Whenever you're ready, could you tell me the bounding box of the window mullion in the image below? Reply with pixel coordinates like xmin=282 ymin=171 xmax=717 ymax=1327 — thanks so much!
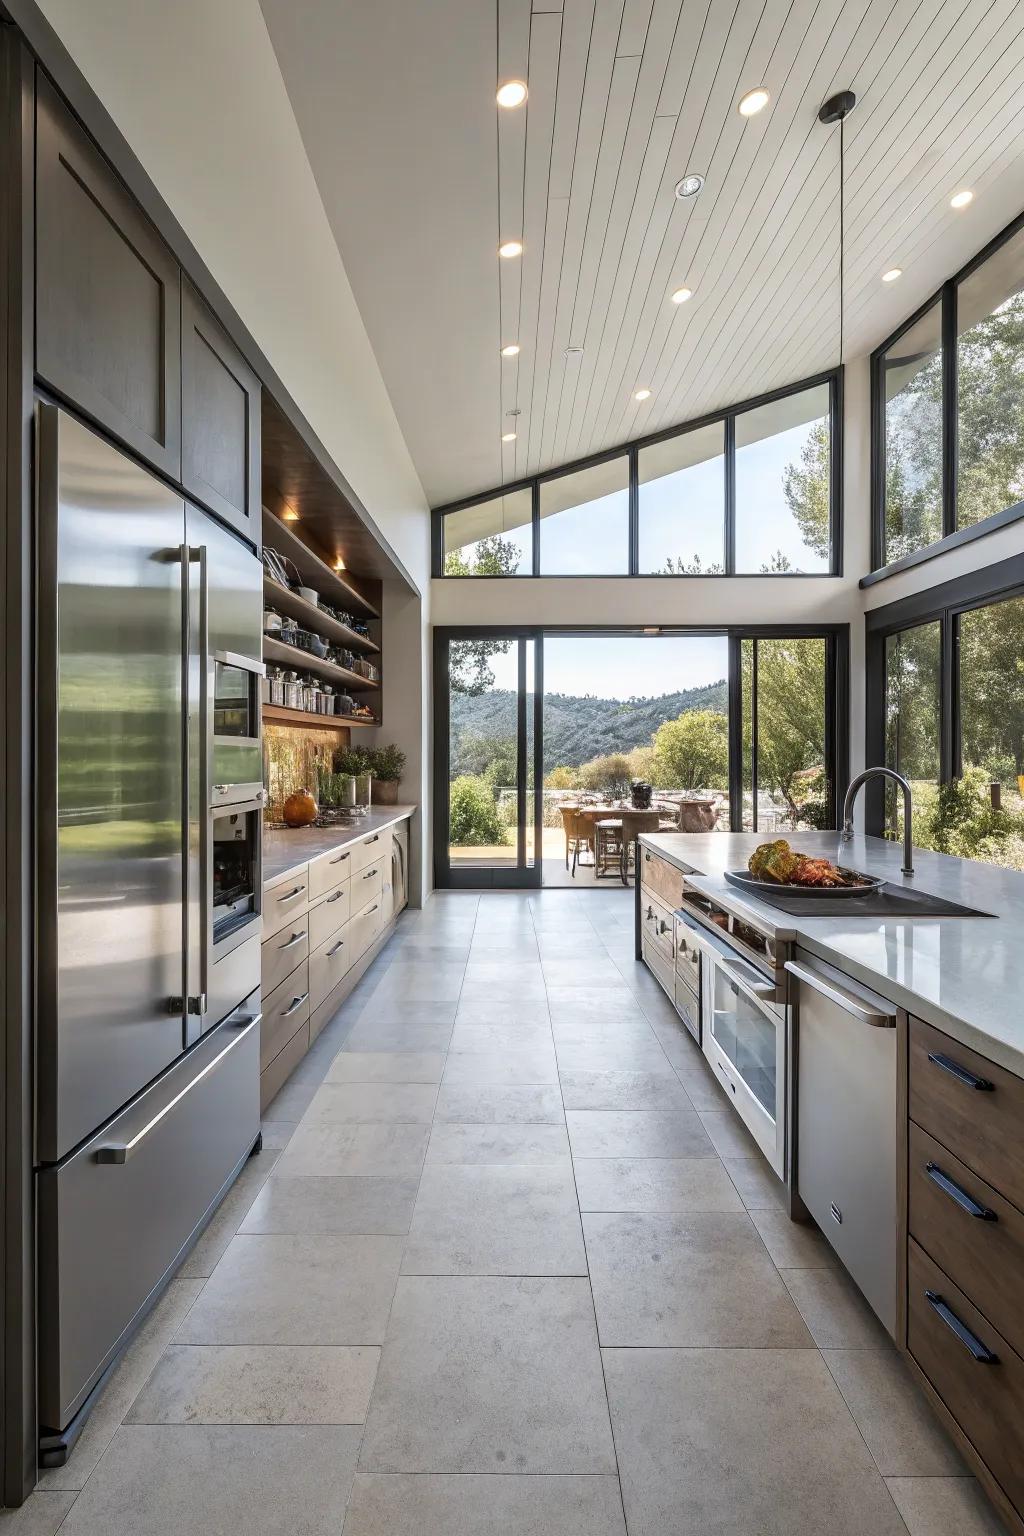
xmin=941 ymin=280 xmax=958 ymax=539
xmin=724 ymin=416 xmax=736 ymax=574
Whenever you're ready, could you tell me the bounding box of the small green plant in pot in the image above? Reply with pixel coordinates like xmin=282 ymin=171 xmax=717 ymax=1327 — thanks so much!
xmin=368 ymin=743 xmax=407 ymax=805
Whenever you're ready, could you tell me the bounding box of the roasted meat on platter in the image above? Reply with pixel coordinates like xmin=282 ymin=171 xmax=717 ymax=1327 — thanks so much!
xmin=747 ymin=839 xmax=861 ymax=888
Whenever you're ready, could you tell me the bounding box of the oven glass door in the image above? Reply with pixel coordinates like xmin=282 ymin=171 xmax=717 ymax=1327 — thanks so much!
xmin=212 ymin=806 xmax=259 ymax=946
xmin=704 ymin=959 xmax=785 ymax=1173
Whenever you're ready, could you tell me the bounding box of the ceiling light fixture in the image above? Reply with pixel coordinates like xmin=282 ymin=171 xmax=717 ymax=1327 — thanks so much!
xmin=738 ymin=87 xmax=770 ymax=117
xmin=502 ymin=431 xmax=517 ymax=442
xmin=281 ymin=507 xmax=299 ymax=522
xmin=506 ymin=407 xmax=521 ymax=417
xmin=950 ymin=189 xmax=974 ymax=209
xmin=671 ymin=286 xmax=693 ymax=305
xmin=675 ymin=173 xmax=704 ymax=199
xmin=498 ymin=239 xmax=523 ymax=259
xmin=882 ymin=267 xmax=902 ymax=282
xmin=564 ymin=345 xmax=584 ymax=357
xmin=496 ymin=80 xmax=528 ymax=108
xmin=501 ymin=343 xmax=520 ymax=357
xmin=817 ymin=91 xmax=857 ymax=365
xmin=335 ymin=558 xmax=346 ymax=572
xmin=634 ymin=388 xmax=651 ymax=402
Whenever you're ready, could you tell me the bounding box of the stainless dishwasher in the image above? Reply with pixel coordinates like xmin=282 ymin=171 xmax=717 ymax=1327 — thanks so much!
xmin=786 ymin=955 xmax=899 ymax=1337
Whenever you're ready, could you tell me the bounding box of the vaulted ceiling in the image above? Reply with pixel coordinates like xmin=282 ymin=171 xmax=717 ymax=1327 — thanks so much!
xmin=260 ymin=0 xmax=1024 ymax=508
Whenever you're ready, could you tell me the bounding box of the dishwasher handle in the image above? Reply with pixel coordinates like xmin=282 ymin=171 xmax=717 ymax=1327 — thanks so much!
xmin=785 ymin=959 xmax=897 ymax=1027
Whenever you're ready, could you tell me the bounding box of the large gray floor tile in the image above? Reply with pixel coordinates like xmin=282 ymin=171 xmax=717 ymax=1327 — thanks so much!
xmin=426 ymin=1122 xmax=571 ymax=1164
xmin=749 ymin=1205 xmax=839 ymax=1269
xmin=823 ymin=1349 xmax=966 ymax=1476
xmin=697 ymin=1107 xmax=762 ymax=1158
xmin=176 ymin=1234 xmax=403 ymax=1345
xmin=341 ymin=1020 xmax=454 ymax=1053
xmin=127 ymin=1344 xmax=379 ymax=1425
xmin=558 ymin=1069 xmax=690 ymax=1110
xmin=327 ymin=1051 xmax=446 ymax=1083
xmin=433 ymin=1083 xmax=563 ymax=1123
xmin=39 ymin=1277 xmax=204 ymax=1492
xmin=259 ymin=1121 xmax=296 ymax=1150
xmin=365 ymin=962 xmax=467 ymax=1004
xmin=671 ymin=1050 xmax=730 ymax=1110
xmin=403 ymin=1163 xmax=586 ymax=1276
xmin=574 ymin=1156 xmax=743 ymax=1213
xmin=781 ymin=1265 xmax=895 ymax=1349
xmin=550 ymin=1015 xmax=659 ymax=1045
xmin=305 ymin=1082 xmax=438 ymax=1125
xmin=442 ymin=1044 xmax=558 ymax=1086
xmin=177 ymin=1150 xmax=281 ymax=1279
xmin=454 ymin=999 xmax=550 ymax=1025
xmin=886 ymin=1477 xmax=1007 ymax=1535
xmin=604 ymin=1347 xmax=908 ymax=1536
xmin=0 ymin=1493 xmax=76 ymax=1533
xmin=346 ymin=999 xmax=459 ymax=1027
xmin=542 ymin=958 xmax=628 ymax=990
xmin=343 ymin=1472 xmax=627 ymax=1536
xmin=359 ymin=1276 xmax=616 ymax=1473
xmin=546 ymin=987 xmax=650 ymax=1022
xmin=56 ymin=1424 xmax=360 ymax=1536
xmin=241 ymin=1175 xmax=419 ymax=1235
xmin=584 ymin=1211 xmax=813 ymax=1346
xmin=566 ymin=1108 xmax=714 ymax=1159
xmin=722 ymin=1152 xmax=786 ymax=1209
xmin=277 ymin=1122 xmax=430 ymax=1178
xmin=554 ymin=1039 xmax=675 ymax=1074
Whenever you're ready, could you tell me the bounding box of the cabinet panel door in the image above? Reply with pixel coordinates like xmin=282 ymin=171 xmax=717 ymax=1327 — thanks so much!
xmin=182 ymin=280 xmax=261 ymax=544
xmin=35 ymin=72 xmax=181 ymax=479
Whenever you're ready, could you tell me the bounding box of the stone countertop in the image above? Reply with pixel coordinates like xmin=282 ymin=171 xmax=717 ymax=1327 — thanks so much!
xmin=263 ymin=805 xmax=416 ymax=886
xmin=638 ymin=830 xmax=1024 ymax=1076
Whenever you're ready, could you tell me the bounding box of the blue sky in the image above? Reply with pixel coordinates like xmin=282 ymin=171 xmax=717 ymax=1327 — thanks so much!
xmin=489 ymin=633 xmax=729 ymax=700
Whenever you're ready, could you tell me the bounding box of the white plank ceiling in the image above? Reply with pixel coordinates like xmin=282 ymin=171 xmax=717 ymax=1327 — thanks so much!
xmin=260 ymin=0 xmax=1024 ymax=508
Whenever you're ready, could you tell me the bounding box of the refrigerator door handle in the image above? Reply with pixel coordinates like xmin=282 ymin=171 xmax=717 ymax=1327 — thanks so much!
xmin=213 ymin=648 xmax=266 ymax=677
xmin=187 ymin=543 xmax=210 ymax=1027
xmin=94 ymin=1013 xmax=261 ymax=1163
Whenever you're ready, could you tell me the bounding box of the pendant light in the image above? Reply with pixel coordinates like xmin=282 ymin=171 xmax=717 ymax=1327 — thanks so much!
xmin=818 ymin=91 xmax=856 ymax=364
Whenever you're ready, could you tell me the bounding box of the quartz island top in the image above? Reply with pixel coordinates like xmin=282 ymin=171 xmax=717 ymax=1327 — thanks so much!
xmin=638 ymin=830 xmax=1024 ymax=1077
xmin=263 ymin=805 xmax=416 ymax=886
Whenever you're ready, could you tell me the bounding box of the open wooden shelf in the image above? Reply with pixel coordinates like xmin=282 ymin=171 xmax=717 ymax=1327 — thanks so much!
xmin=262 ymin=508 xmax=380 ymax=618
xmin=263 ymin=576 xmax=379 ymax=653
xmin=263 ymin=704 xmax=378 ymax=730
xmin=263 ymin=636 xmax=380 ymax=691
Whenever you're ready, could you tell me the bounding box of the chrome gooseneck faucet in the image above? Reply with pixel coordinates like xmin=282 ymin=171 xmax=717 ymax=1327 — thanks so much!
xmin=840 ymin=767 xmax=914 ymax=877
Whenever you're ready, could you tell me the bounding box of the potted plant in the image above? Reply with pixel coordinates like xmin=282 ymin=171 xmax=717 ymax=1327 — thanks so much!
xmin=368 ymin=743 xmax=406 ymax=805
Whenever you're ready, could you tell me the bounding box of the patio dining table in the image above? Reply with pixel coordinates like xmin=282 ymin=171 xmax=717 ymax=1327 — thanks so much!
xmin=568 ymin=804 xmax=670 ymax=884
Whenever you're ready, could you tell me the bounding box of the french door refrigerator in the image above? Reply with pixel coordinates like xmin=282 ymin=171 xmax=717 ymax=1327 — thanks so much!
xmin=34 ymin=404 xmax=265 ymax=1461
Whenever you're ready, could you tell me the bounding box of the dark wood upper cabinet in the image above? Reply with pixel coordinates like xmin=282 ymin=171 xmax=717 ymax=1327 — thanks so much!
xmin=34 ymin=72 xmax=181 ymax=481
xmin=181 ymin=281 xmax=261 ymax=546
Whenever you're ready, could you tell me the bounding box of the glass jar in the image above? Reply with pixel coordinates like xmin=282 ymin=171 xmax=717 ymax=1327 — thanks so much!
xmin=319 ymin=686 xmax=334 ymax=715
xmin=335 ymin=690 xmax=354 ymax=716
xmin=282 ymin=670 xmax=302 ymax=709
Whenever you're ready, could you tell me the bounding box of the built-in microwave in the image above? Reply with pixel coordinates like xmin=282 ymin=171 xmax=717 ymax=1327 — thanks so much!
xmin=211 ymin=649 xmax=264 ymax=805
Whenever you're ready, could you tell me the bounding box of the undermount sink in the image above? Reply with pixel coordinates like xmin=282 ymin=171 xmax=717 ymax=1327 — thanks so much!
xmin=747 ymin=881 xmax=994 ymax=919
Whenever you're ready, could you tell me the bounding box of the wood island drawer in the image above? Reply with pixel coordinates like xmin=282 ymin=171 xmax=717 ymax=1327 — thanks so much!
xmin=351 ymin=856 xmax=384 ymax=907
xmin=308 ymin=843 xmax=354 ymax=900
xmin=309 ymin=923 xmax=355 ymax=1010
xmin=262 ymin=869 xmax=310 ymax=940
xmin=351 ymin=829 xmax=389 ymax=874
xmin=908 ymin=1238 xmax=1024 ymax=1515
xmin=260 ymin=962 xmax=310 ymax=1071
xmin=639 ymin=847 xmax=685 ymax=910
xmin=308 ymin=879 xmax=352 ymax=949
xmin=260 ymin=922 xmax=309 ymax=997
xmin=673 ymin=916 xmax=701 ymax=994
xmin=642 ymin=938 xmax=674 ymax=1002
xmin=909 ymin=1016 xmax=1024 ymax=1210
xmin=640 ymin=890 xmax=674 ymax=963
xmin=909 ymin=1122 xmax=1024 ymax=1360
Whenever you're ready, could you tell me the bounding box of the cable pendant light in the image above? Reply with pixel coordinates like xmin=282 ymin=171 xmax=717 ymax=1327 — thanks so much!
xmin=818 ymin=91 xmax=856 ymax=365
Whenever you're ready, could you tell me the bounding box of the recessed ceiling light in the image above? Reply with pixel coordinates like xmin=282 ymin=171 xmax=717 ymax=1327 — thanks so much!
xmin=950 ymin=189 xmax=973 ymax=209
xmin=738 ymin=87 xmax=770 ymax=117
xmin=675 ymin=173 xmax=704 ymax=199
xmin=506 ymin=407 xmax=521 ymax=417
xmin=882 ymin=267 xmax=902 ymax=282
xmin=335 ymin=558 xmax=346 ymax=572
xmin=671 ymin=286 xmax=693 ymax=305
xmin=634 ymin=388 xmax=651 ymax=402
xmin=502 ymin=431 xmax=517 ymax=442
xmin=501 ymin=343 xmax=520 ymax=357
xmin=496 ymin=80 xmax=528 ymax=108
xmin=564 ymin=345 xmax=584 ymax=357
xmin=282 ymin=507 xmax=299 ymax=522
xmin=498 ymin=240 xmax=523 ymax=259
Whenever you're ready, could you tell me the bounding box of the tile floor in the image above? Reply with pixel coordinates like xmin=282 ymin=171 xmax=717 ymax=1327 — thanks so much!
xmin=3 ymin=889 xmax=1009 ymax=1535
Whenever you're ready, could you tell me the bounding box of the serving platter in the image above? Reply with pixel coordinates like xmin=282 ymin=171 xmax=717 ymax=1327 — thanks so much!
xmin=725 ymin=868 xmax=885 ymax=899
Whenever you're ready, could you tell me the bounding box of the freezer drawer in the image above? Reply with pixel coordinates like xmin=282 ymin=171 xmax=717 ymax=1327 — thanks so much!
xmin=37 ymin=997 xmax=260 ymax=1435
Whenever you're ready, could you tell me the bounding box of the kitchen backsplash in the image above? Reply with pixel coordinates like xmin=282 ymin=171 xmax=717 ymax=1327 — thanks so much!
xmin=263 ymin=723 xmax=346 ymax=820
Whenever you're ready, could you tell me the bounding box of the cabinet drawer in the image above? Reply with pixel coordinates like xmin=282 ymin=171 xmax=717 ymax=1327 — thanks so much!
xmin=349 ymin=894 xmax=384 ymax=960
xmin=310 ymin=923 xmax=355 ymax=1011
xmin=908 ymin=1238 xmax=1024 ymax=1515
xmin=261 ymin=923 xmax=309 ymax=998
xmin=262 ymin=870 xmax=310 ymax=940
xmin=642 ymin=938 xmax=674 ymax=1002
xmin=909 ymin=1016 xmax=1024 ymax=1210
xmin=260 ymin=1018 xmax=309 ymax=1112
xmin=308 ymin=880 xmax=352 ymax=950
xmin=351 ymin=829 xmax=389 ymax=874
xmin=673 ymin=916 xmax=701 ymax=994
xmin=308 ymin=843 xmax=355 ymax=900
xmin=674 ymin=975 xmax=700 ymax=1044
xmin=351 ymin=856 xmax=384 ymax=907
xmin=640 ymin=890 xmax=674 ymax=963
xmin=909 ymin=1122 xmax=1024 ymax=1360
xmin=261 ymin=962 xmax=310 ymax=1071
xmin=639 ymin=847 xmax=685 ymax=910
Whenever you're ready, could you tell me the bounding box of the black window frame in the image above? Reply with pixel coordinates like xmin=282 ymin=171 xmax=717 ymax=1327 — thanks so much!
xmin=868 ymin=205 xmax=1024 ymax=584
xmin=432 ymin=369 xmax=843 ymax=579
xmin=864 ymin=552 xmax=1024 ymax=835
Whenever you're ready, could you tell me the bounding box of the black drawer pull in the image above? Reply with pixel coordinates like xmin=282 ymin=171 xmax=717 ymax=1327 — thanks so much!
xmin=329 ymin=851 xmax=350 ymax=865
xmin=326 ymin=940 xmax=345 ymax=958
xmin=277 ymin=884 xmax=305 ymax=903
xmin=925 ymin=1162 xmax=997 ymax=1221
xmin=924 ymin=1291 xmax=998 ymax=1362
xmin=326 ymin=891 xmax=343 ymax=903
xmin=278 ymin=929 xmax=307 ymax=950
xmin=282 ymin=993 xmax=308 ymax=1018
xmin=362 ymin=869 xmax=377 ymax=880
xmin=367 ymin=834 xmax=379 ymax=844
xmin=927 ymin=1051 xmax=993 ymax=1091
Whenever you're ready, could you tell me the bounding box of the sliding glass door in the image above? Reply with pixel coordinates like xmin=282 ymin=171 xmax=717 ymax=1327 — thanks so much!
xmin=434 ymin=630 xmax=542 ymax=888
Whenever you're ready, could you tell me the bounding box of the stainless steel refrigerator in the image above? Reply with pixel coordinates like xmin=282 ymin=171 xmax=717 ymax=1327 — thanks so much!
xmin=34 ymin=404 xmax=266 ymax=1460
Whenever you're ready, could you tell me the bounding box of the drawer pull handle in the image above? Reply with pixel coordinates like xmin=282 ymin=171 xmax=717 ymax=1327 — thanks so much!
xmin=95 ymin=1014 xmax=261 ymax=1163
xmin=362 ymin=869 xmax=376 ymax=880
xmin=658 ymin=919 xmax=669 ymax=935
xmin=366 ymin=904 xmax=379 ymax=915
xmin=277 ymin=884 xmax=305 ymax=903
xmin=927 ymin=1051 xmax=993 ymax=1091
xmin=924 ymin=1291 xmax=998 ymax=1363
xmin=925 ymin=1162 xmax=997 ymax=1221
xmin=330 ymin=852 xmax=350 ymax=865
xmin=327 ymin=940 xmax=345 ymax=957
xmin=279 ymin=930 xmax=307 ymax=950
xmin=326 ymin=891 xmax=343 ymax=904
xmin=367 ymin=834 xmax=379 ymax=843
xmin=282 ymin=993 xmax=308 ymax=1018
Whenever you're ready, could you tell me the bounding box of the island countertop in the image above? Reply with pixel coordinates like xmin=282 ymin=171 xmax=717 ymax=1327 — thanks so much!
xmin=263 ymin=805 xmax=416 ymax=886
xmin=638 ymin=830 xmax=1024 ymax=1077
